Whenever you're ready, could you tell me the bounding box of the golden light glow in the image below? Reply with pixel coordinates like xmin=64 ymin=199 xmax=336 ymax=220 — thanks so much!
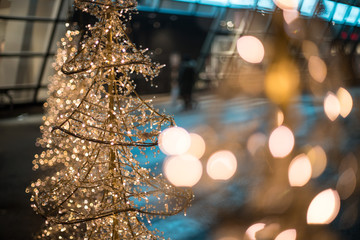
xmin=163 ymin=154 xmax=203 ymax=187
xmin=277 ymin=110 xmax=284 ymax=126
xmin=244 ymin=223 xmax=266 ymax=240
xmin=207 ymin=150 xmax=237 ymax=180
xmin=324 ymin=92 xmax=341 ymax=121
xmin=288 ymin=154 xmax=312 ymax=187
xmin=159 ymin=126 xmax=191 ymax=155
xmin=274 ymin=0 xmax=299 ymax=9
xmin=336 ymin=168 xmax=357 ymax=200
xmin=308 ymin=56 xmax=327 ymax=83
xmin=186 ymin=133 xmax=206 ymax=159
xmin=337 ymin=87 xmax=353 ymax=118
xmin=265 ymin=60 xmax=300 ymax=105
xmin=283 ymin=10 xmax=299 ymax=24
xmin=268 ymin=126 xmax=295 ymax=158
xmin=307 ymin=189 xmax=341 ymax=224
xmin=247 ymin=132 xmax=267 ymax=156
xmin=307 ymin=146 xmax=327 ymax=178
xmin=274 ymin=229 xmax=297 ymax=240
xmin=236 ymin=36 xmax=265 ymax=64
xmin=302 ymin=40 xmax=319 ymax=60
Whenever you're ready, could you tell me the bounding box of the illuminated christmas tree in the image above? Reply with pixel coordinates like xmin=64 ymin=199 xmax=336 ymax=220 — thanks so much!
xmin=27 ymin=0 xmax=193 ymax=239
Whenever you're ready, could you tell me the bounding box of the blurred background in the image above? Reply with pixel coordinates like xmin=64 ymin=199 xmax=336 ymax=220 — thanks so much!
xmin=1 ymin=0 xmax=360 ymax=239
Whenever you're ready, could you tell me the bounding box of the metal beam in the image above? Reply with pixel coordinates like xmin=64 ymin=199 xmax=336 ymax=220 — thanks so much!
xmin=0 ymin=53 xmax=55 ymax=57
xmin=0 ymin=15 xmax=66 ymax=22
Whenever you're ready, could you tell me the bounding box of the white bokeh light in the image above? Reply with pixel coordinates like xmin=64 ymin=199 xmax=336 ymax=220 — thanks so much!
xmin=244 ymin=223 xmax=266 ymax=240
xmin=207 ymin=150 xmax=237 ymax=180
xmin=274 ymin=229 xmax=297 ymax=240
xmin=288 ymin=154 xmax=312 ymax=187
xmin=268 ymin=126 xmax=295 ymax=158
xmin=274 ymin=0 xmax=299 ymax=10
xmin=158 ymin=127 xmax=191 ymax=155
xmin=337 ymin=87 xmax=353 ymax=118
xmin=163 ymin=154 xmax=203 ymax=187
xmin=324 ymin=92 xmax=340 ymax=121
xmin=283 ymin=10 xmax=299 ymax=24
xmin=186 ymin=133 xmax=206 ymax=159
xmin=307 ymin=189 xmax=341 ymax=224
xmin=237 ymin=36 xmax=265 ymax=64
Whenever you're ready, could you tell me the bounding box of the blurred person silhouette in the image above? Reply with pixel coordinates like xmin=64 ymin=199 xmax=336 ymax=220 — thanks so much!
xmin=178 ymin=55 xmax=197 ymax=111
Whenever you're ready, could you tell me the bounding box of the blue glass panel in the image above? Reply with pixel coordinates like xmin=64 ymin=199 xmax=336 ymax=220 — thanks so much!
xmin=229 ymin=0 xmax=255 ymax=8
xmin=345 ymin=6 xmax=360 ymax=25
xmin=317 ymin=0 xmax=335 ymax=21
xmin=173 ymin=0 xmax=197 ymax=3
xmin=257 ymin=0 xmax=275 ymax=10
xmin=332 ymin=3 xmax=348 ymax=24
xmin=199 ymin=0 xmax=229 ymax=6
xmin=300 ymin=0 xmax=318 ymax=17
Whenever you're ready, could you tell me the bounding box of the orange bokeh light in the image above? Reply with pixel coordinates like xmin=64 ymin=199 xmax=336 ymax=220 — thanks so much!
xmin=308 ymin=56 xmax=327 ymax=83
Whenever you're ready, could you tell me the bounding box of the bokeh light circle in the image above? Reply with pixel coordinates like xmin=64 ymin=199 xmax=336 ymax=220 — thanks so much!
xmin=163 ymin=154 xmax=203 ymax=187
xmin=207 ymin=150 xmax=237 ymax=180
xmin=237 ymin=36 xmax=265 ymax=64
xmin=159 ymin=127 xmax=191 ymax=155
xmin=268 ymin=126 xmax=295 ymax=158
xmin=186 ymin=133 xmax=206 ymax=159
xmin=307 ymin=189 xmax=341 ymax=224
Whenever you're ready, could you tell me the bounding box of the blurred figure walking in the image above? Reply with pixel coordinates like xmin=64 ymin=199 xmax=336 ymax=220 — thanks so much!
xmin=178 ymin=55 xmax=196 ymax=111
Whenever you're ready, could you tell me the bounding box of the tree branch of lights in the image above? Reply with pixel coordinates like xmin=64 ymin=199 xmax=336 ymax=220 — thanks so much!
xmin=27 ymin=0 xmax=193 ymax=239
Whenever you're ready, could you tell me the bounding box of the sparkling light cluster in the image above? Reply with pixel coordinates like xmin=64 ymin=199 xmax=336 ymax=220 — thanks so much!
xmin=27 ymin=1 xmax=192 ymax=239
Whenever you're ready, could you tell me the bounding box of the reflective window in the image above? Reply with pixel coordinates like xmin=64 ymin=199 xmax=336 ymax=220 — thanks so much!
xmin=333 ymin=3 xmax=349 ymax=24
xmin=346 ymin=6 xmax=360 ymax=26
xmin=257 ymin=0 xmax=275 ymax=11
xmin=318 ymin=0 xmax=336 ymax=21
xmin=300 ymin=0 xmax=318 ymax=17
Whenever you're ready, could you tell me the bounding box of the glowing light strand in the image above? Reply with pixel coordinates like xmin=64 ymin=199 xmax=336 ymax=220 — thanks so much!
xmin=27 ymin=1 xmax=193 ymax=239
